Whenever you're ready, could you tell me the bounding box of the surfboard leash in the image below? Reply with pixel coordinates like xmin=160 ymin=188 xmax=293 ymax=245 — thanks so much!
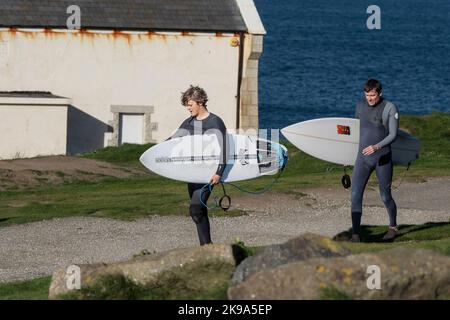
xmin=199 ymin=150 xmax=288 ymax=211
xmin=224 ymin=167 xmax=285 ymax=195
xmin=392 ymin=161 xmax=411 ymax=190
xmin=199 ymin=183 xmax=231 ymax=211
xmin=199 ymin=167 xmax=287 ymax=211
xmin=222 ymin=152 xmax=288 ymax=203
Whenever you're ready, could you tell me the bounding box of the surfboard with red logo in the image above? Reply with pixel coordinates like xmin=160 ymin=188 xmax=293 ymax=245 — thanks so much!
xmin=281 ymin=118 xmax=420 ymax=166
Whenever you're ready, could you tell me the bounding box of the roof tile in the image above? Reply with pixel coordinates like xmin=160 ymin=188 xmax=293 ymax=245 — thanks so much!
xmin=0 ymin=0 xmax=247 ymax=32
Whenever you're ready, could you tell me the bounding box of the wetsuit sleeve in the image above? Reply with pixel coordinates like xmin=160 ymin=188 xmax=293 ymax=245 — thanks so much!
xmin=165 ymin=118 xmax=190 ymax=141
xmin=355 ymin=103 xmax=361 ymax=119
xmin=203 ymin=115 xmax=227 ymax=177
xmin=213 ymin=117 xmax=228 ymax=177
xmin=376 ymin=103 xmax=399 ymax=149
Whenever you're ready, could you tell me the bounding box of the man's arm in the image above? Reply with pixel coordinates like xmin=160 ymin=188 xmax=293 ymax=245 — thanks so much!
xmin=214 ymin=118 xmax=227 ymax=177
xmin=205 ymin=116 xmax=227 ymax=183
xmin=376 ymin=103 xmax=399 ymax=149
xmin=165 ymin=118 xmax=191 ymax=141
xmin=355 ymin=103 xmax=361 ymax=119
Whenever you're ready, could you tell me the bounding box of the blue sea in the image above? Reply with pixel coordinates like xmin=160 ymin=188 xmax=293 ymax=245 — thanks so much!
xmin=255 ymin=0 xmax=450 ymax=130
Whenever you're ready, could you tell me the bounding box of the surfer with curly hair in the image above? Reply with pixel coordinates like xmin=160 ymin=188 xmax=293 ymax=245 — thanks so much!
xmin=351 ymin=79 xmax=400 ymax=242
xmin=168 ymin=85 xmax=228 ymax=245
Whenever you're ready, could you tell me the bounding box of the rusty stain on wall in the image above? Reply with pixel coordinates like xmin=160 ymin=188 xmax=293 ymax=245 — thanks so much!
xmin=112 ymin=30 xmax=132 ymax=46
xmin=0 ymin=28 xmax=236 ymax=59
xmin=0 ymin=28 xmax=208 ymax=47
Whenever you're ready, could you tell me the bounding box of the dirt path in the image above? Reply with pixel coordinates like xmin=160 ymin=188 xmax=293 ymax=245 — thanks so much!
xmin=0 ymin=177 xmax=448 ymax=283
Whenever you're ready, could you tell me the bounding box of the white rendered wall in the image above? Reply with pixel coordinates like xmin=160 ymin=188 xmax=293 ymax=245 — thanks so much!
xmin=0 ymin=104 xmax=68 ymax=159
xmin=0 ymin=29 xmax=241 ymax=152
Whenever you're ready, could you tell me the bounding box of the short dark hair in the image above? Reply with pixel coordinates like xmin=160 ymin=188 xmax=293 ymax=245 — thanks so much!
xmin=364 ymin=79 xmax=382 ymax=93
xmin=181 ymin=85 xmax=208 ymax=108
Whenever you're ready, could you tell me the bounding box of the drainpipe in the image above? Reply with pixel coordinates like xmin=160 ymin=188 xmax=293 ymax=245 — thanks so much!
xmin=235 ymin=32 xmax=245 ymax=130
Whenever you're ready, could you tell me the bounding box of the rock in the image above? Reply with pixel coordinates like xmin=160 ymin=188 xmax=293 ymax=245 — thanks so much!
xmin=49 ymin=244 xmax=242 ymax=299
xmin=228 ymin=248 xmax=450 ymax=300
xmin=231 ymin=233 xmax=350 ymax=285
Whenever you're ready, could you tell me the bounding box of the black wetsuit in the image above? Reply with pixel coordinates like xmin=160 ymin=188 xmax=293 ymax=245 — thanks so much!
xmin=351 ymin=98 xmax=399 ymax=235
xmin=170 ymin=113 xmax=227 ymax=245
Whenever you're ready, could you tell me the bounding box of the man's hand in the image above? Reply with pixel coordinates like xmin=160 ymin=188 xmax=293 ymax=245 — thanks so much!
xmin=210 ymin=174 xmax=222 ymax=185
xmin=362 ymin=144 xmax=380 ymax=156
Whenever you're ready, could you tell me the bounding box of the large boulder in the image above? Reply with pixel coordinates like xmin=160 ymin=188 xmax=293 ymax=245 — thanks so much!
xmin=228 ymin=248 xmax=450 ymax=300
xmin=49 ymin=244 xmax=243 ymax=299
xmin=231 ymin=233 xmax=350 ymax=285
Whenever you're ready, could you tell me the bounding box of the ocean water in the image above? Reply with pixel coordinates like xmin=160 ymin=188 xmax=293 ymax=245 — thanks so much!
xmin=254 ymin=0 xmax=450 ymax=130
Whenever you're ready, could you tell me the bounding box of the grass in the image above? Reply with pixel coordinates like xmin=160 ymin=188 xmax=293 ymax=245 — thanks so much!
xmin=392 ymin=112 xmax=450 ymax=178
xmin=0 ymin=277 xmax=52 ymax=300
xmin=335 ymin=221 xmax=450 ymax=242
xmin=318 ymin=286 xmax=352 ymax=300
xmin=0 ymin=176 xmax=246 ymax=227
xmin=82 ymin=143 xmax=151 ymax=168
xmin=233 ymin=240 xmax=260 ymax=258
xmin=0 ymin=176 xmax=182 ymax=227
xmin=335 ymin=222 xmax=450 ymax=256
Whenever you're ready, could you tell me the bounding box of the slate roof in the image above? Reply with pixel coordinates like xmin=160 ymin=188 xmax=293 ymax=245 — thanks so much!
xmin=0 ymin=91 xmax=66 ymax=98
xmin=0 ymin=0 xmax=247 ymax=32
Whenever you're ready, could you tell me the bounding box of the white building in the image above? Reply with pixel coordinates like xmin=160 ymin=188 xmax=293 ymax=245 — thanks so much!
xmin=0 ymin=0 xmax=266 ymax=159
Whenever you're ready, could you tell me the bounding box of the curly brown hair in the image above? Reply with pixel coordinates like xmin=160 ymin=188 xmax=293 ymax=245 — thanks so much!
xmin=181 ymin=85 xmax=208 ymax=108
xmin=364 ymin=79 xmax=382 ymax=93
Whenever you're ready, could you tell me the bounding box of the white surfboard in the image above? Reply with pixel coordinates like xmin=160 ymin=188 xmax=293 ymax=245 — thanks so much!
xmin=140 ymin=134 xmax=288 ymax=183
xmin=281 ymin=118 xmax=420 ymax=166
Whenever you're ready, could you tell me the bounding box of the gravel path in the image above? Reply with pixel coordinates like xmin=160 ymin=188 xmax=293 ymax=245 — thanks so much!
xmin=0 ymin=177 xmax=449 ymax=283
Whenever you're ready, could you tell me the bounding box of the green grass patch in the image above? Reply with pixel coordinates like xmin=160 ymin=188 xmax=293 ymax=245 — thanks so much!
xmin=395 ymin=112 xmax=450 ymax=176
xmin=0 ymin=277 xmax=51 ymax=300
xmin=342 ymin=238 xmax=450 ymax=257
xmin=335 ymin=222 xmax=450 ymax=256
xmin=0 ymin=177 xmax=186 ymax=227
xmin=0 ymin=175 xmax=248 ymax=228
xmin=334 ymin=222 xmax=450 ymax=243
xmin=233 ymin=241 xmax=258 ymax=258
xmin=81 ymin=143 xmax=153 ymax=168
xmin=60 ymin=274 xmax=146 ymax=300
xmin=318 ymin=286 xmax=352 ymax=300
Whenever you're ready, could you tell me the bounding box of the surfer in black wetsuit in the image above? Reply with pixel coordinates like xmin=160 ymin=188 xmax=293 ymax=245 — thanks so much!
xmin=168 ymin=85 xmax=228 ymax=245
xmin=351 ymin=79 xmax=399 ymax=242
